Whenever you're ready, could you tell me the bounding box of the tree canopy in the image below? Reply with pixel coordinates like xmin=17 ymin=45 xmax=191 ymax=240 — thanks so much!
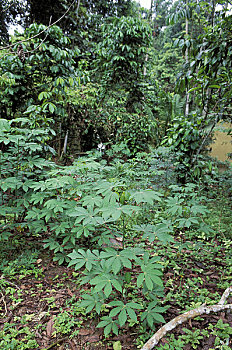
xmin=0 ymin=1 xmax=231 ymax=347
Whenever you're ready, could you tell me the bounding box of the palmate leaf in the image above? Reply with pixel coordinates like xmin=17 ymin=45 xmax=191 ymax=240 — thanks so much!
xmin=155 ymin=222 xmax=174 ymax=243
xmin=0 ymin=177 xmax=22 ymax=191
xmin=68 ymin=249 xmax=100 ymax=271
xmin=190 ymin=204 xmax=209 ymax=216
xmin=29 ymin=191 xmax=48 ymax=205
xmin=77 ymin=158 xmax=102 ymax=172
xmin=81 ymin=195 xmax=103 ymax=208
xmin=90 ymin=273 xmax=122 ymax=297
xmin=102 ymin=191 xmax=119 ymax=205
xmin=136 ymin=252 xmax=163 ymax=290
xmin=44 ymin=198 xmax=68 ymax=213
xmin=130 ymin=189 xmax=163 ymax=205
xmin=95 ymin=180 xmax=125 ymax=196
xmin=100 ymin=204 xmax=139 ymax=221
xmin=137 ymin=271 xmax=163 ymax=290
xmin=82 ymin=258 xmax=113 ymax=284
xmin=97 ymin=317 xmax=119 ymax=336
xmin=165 ymin=196 xmax=184 ymax=215
xmin=50 ymin=221 xmax=71 ymax=235
xmin=141 ymin=304 xmax=166 ymax=328
xmin=176 ymin=216 xmax=199 ymax=228
xmin=66 ymin=206 xmax=102 ymax=226
xmin=79 ymin=291 xmax=106 ymax=314
xmin=109 ymin=301 xmax=143 ymax=326
xmin=29 ymin=180 xmax=47 ymax=191
xmin=53 ymin=252 xmax=69 ymax=265
xmin=71 ymin=224 xmax=94 ymax=238
xmin=45 ymin=176 xmax=77 ymax=189
xmin=134 ymin=223 xmax=174 ymax=244
xmin=136 ymin=251 xmax=161 ymax=266
xmin=100 ymin=205 xmax=122 ymax=221
xmin=100 ymin=248 xmax=134 ymax=274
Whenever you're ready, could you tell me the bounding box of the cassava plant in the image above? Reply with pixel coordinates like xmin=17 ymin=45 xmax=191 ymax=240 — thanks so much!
xmin=23 ymin=154 xmax=171 ymax=335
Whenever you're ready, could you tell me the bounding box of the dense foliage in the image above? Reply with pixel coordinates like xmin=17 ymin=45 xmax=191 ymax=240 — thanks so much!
xmin=0 ymin=0 xmax=231 ymax=348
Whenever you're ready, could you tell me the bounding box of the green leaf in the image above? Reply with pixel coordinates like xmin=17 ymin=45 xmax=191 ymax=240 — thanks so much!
xmin=48 ymin=103 xmax=56 ymax=113
xmin=145 ymin=275 xmax=153 ymax=290
xmin=104 ymin=282 xmax=112 ymax=297
xmin=0 ymin=119 xmax=10 ymax=131
xmin=127 ymin=302 xmax=143 ymax=310
xmin=112 ymin=258 xmax=121 ymax=274
xmin=125 ymin=272 xmax=131 ymax=283
xmin=111 ymin=279 xmax=122 ymax=293
xmin=112 ymin=322 xmax=119 ymax=335
xmin=38 ymin=91 xmax=48 ymax=101
xmin=147 ymin=313 xmax=154 ymax=328
xmin=109 ymin=307 xmax=121 ymax=318
xmin=118 ymin=308 xmax=127 ymax=327
xmin=113 ymin=341 xmax=122 ymax=350
xmin=97 ymin=317 xmax=118 ymax=336
xmin=150 ymin=275 xmax=163 ymax=287
xmin=80 ymin=292 xmax=105 ymax=314
xmin=97 ymin=320 xmax=109 ymax=328
xmin=187 ymin=86 xmax=201 ymax=93
xmin=104 ymin=324 xmax=112 ymax=336
xmin=152 ymin=313 xmax=165 ymax=323
xmin=137 ymin=273 xmax=144 ymax=288
xmin=208 ymin=85 xmax=220 ymax=89
xmin=126 ymin=307 xmax=137 ymax=321
xmin=131 ymin=190 xmax=162 ymax=205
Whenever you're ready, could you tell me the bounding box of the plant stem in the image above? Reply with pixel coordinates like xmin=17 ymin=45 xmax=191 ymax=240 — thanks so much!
xmin=122 ymin=214 xmax=125 ymax=249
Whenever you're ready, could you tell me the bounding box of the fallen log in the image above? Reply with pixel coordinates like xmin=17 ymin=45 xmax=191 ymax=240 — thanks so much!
xmin=142 ymin=286 xmax=232 ymax=350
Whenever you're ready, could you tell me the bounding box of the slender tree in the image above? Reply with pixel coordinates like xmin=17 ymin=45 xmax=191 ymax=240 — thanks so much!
xmin=185 ymin=0 xmax=190 ymax=116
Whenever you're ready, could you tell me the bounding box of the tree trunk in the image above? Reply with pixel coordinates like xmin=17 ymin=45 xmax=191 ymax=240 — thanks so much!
xmin=185 ymin=0 xmax=190 ymax=117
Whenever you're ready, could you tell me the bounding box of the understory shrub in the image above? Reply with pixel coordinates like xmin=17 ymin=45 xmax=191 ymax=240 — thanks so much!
xmin=162 ymin=114 xmax=213 ymax=183
xmin=0 ymin=117 xmax=54 ymax=240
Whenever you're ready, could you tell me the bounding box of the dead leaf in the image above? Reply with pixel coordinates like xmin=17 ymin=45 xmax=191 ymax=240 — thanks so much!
xmin=54 ymin=293 xmax=64 ymax=299
xmin=46 ymin=317 xmax=55 ymax=338
xmin=67 ymin=288 xmax=74 ymax=297
xmin=109 ymin=237 xmax=123 ymax=248
xmin=33 ymin=311 xmax=48 ymax=322
xmin=211 ymin=275 xmax=220 ymax=279
xmin=68 ymin=339 xmax=76 ymax=350
xmin=86 ymin=334 xmax=100 ymax=342
xmin=78 ymin=329 xmax=92 ymax=336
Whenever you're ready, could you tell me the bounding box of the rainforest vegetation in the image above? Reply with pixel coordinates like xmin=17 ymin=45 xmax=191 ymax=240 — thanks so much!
xmin=0 ymin=0 xmax=231 ymax=349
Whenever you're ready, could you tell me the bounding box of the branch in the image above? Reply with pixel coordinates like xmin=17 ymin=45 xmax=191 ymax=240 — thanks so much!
xmin=0 ymin=0 xmax=80 ymax=51
xmin=43 ymin=337 xmax=68 ymax=350
xmin=0 ymin=291 xmax=8 ymax=316
xmin=23 ymin=16 xmax=52 ymax=55
xmin=219 ymin=286 xmax=232 ymax=305
xmin=0 ymin=275 xmax=20 ymax=289
xmin=142 ymin=286 xmax=232 ymax=350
